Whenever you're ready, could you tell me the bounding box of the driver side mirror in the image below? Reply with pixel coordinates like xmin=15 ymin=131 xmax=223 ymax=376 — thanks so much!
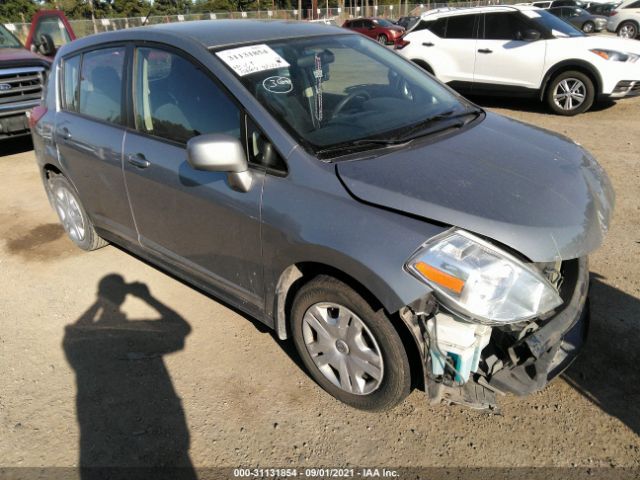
xmin=520 ymin=29 xmax=541 ymax=42
xmin=186 ymin=134 xmax=252 ymax=192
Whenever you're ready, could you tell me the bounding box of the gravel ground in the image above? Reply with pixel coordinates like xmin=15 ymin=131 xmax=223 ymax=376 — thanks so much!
xmin=0 ymin=96 xmax=638 ymax=476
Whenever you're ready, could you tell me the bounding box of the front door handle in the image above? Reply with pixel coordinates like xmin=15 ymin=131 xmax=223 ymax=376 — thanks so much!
xmin=127 ymin=153 xmax=150 ymax=169
xmin=478 ymin=48 xmax=493 ymax=54
xmin=422 ymin=41 xmax=435 ymax=47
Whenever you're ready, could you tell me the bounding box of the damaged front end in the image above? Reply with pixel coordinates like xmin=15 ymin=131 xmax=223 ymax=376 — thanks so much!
xmin=400 ymin=239 xmax=590 ymax=411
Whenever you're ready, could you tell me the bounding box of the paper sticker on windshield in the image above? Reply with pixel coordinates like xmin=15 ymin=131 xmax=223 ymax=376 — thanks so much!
xmin=263 ymin=76 xmax=293 ymax=94
xmin=521 ymin=10 xmax=541 ymax=18
xmin=216 ymin=44 xmax=290 ymax=77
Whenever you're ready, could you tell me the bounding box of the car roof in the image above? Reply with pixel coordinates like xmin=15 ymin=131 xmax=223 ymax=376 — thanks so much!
xmin=419 ymin=4 xmax=542 ymax=19
xmin=58 ymin=19 xmax=349 ymax=55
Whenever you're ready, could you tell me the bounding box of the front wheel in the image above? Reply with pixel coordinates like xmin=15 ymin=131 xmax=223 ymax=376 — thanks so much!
xmin=291 ymin=276 xmax=411 ymax=411
xmin=377 ymin=34 xmax=388 ymax=45
xmin=582 ymin=21 xmax=595 ymax=33
xmin=545 ymin=71 xmax=595 ymax=116
xmin=617 ymin=21 xmax=638 ymax=39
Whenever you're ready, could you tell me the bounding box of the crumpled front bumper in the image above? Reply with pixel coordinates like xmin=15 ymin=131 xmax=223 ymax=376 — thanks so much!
xmin=487 ymin=257 xmax=590 ymax=396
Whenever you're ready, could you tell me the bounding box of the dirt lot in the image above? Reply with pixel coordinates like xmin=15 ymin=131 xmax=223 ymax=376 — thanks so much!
xmin=1 ymin=96 xmax=639 ymax=476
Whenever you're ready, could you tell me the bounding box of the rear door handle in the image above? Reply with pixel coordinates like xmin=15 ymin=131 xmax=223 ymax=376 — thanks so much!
xmin=422 ymin=42 xmax=435 ymax=47
xmin=127 ymin=153 xmax=150 ymax=169
xmin=58 ymin=127 xmax=72 ymax=140
xmin=478 ymin=48 xmax=493 ymax=54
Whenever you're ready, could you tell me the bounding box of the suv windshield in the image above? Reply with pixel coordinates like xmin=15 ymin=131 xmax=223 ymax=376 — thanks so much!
xmin=0 ymin=24 xmax=23 ymax=48
xmin=529 ymin=9 xmax=585 ymax=37
xmin=215 ymin=35 xmax=470 ymax=157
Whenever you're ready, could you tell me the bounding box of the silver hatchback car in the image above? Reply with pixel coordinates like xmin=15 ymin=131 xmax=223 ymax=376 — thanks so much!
xmin=31 ymin=20 xmax=614 ymax=411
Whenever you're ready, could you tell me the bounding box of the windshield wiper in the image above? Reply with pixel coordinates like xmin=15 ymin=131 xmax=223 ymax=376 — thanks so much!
xmin=396 ymin=107 xmax=482 ymax=141
xmin=316 ymin=107 xmax=483 ymax=159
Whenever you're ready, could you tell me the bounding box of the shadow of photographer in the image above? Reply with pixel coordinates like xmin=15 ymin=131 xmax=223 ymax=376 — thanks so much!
xmin=63 ymin=274 xmax=197 ymax=479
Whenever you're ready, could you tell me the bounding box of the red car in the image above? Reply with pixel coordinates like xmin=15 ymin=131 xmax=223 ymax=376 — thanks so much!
xmin=1 ymin=10 xmax=75 ymax=141
xmin=342 ymin=17 xmax=405 ymax=45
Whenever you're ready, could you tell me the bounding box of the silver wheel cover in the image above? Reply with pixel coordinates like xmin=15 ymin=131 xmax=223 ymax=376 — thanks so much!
xmin=302 ymin=302 xmax=384 ymax=395
xmin=53 ymin=185 xmax=86 ymax=242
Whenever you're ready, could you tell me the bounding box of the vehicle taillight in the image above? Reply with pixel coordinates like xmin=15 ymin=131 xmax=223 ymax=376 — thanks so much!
xmin=394 ymin=38 xmax=410 ymax=50
xmin=29 ymin=105 xmax=47 ymax=130
xmin=610 ymin=11 xmax=618 ymax=16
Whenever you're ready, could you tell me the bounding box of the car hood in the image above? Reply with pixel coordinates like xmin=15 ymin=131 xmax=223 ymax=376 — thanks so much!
xmin=558 ymin=35 xmax=640 ymax=54
xmin=336 ymin=112 xmax=615 ymax=262
xmin=0 ymin=47 xmax=50 ymax=66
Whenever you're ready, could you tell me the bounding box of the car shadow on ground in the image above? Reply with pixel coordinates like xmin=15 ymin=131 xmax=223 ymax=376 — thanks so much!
xmin=64 ymin=274 xmax=198 ymax=479
xmin=562 ymin=273 xmax=640 ymax=438
xmin=1 ymin=136 xmax=33 ymax=156
xmin=470 ymin=95 xmax=618 ymax=115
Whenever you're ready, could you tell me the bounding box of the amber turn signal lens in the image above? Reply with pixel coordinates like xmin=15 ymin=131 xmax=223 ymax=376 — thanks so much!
xmin=414 ymin=261 xmax=465 ymax=294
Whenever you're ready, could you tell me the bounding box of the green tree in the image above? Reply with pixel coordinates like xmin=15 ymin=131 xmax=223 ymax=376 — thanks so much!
xmin=0 ymin=0 xmax=37 ymax=23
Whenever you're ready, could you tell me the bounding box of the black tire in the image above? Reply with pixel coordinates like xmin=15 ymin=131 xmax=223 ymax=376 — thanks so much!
xmin=290 ymin=275 xmax=411 ymax=411
xmin=582 ymin=21 xmax=595 ymax=33
xmin=377 ymin=34 xmax=388 ymax=45
xmin=545 ymin=70 xmax=595 ymax=116
xmin=47 ymin=174 xmax=108 ymax=251
xmin=617 ymin=20 xmax=638 ymax=39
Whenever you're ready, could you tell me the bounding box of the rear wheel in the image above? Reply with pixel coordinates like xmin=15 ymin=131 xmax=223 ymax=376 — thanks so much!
xmin=617 ymin=21 xmax=638 ymax=39
xmin=377 ymin=34 xmax=388 ymax=45
xmin=582 ymin=21 xmax=595 ymax=33
xmin=291 ymin=276 xmax=411 ymax=411
xmin=47 ymin=174 xmax=108 ymax=251
xmin=545 ymin=71 xmax=594 ymax=116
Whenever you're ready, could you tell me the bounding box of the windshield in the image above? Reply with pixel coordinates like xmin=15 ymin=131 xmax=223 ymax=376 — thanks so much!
xmin=215 ymin=35 xmax=469 ymax=156
xmin=375 ymin=18 xmax=394 ymax=27
xmin=0 ymin=24 xmax=23 ymax=48
xmin=529 ymin=9 xmax=585 ymax=37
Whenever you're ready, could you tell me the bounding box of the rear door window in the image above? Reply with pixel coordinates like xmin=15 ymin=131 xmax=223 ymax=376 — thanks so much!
xmin=78 ymin=47 xmax=126 ymax=124
xmin=444 ymin=14 xmax=479 ymax=39
xmin=133 ymin=47 xmax=241 ymax=145
xmin=483 ymin=12 xmax=533 ymax=40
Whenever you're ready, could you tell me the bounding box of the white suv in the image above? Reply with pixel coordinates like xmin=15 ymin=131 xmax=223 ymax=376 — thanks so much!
xmin=397 ymin=5 xmax=640 ymax=115
xmin=608 ymin=0 xmax=640 ymax=39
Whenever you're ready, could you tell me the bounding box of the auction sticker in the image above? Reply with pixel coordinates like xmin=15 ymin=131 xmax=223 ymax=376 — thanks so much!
xmin=216 ymin=44 xmax=290 ymax=77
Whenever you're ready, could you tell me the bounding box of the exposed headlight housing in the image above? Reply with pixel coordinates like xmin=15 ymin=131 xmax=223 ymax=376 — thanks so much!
xmin=406 ymin=230 xmax=563 ymax=325
xmin=590 ymin=49 xmax=638 ymax=62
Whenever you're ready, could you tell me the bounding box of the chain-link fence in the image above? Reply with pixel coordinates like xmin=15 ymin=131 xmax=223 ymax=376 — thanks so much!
xmin=4 ymin=0 xmax=518 ymax=43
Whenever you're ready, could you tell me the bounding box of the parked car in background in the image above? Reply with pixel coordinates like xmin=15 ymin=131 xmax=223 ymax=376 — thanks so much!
xmin=586 ymin=2 xmax=620 ymax=16
xmin=32 ymin=20 xmax=615 ymax=412
xmin=1 ymin=10 xmax=75 ymax=141
xmin=25 ymin=10 xmax=76 ymax=57
xmin=342 ymin=17 xmax=404 ymax=44
xmin=608 ymin=0 xmax=640 ymax=38
xmin=396 ymin=5 xmax=640 ymax=115
xmin=395 ymin=16 xmax=420 ymax=30
xmin=533 ymin=0 xmax=586 ymax=8
xmin=0 ymin=23 xmax=50 ymax=141
xmin=549 ymin=6 xmax=608 ymax=32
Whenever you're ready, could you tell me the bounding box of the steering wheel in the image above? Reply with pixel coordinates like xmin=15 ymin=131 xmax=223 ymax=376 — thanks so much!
xmin=331 ymin=90 xmax=371 ymax=119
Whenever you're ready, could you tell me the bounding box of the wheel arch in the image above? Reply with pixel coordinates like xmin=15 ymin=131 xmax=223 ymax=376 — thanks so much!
xmin=617 ymin=18 xmax=639 ymax=33
xmin=540 ymin=60 xmax=602 ymax=100
xmin=273 ymin=261 xmax=426 ymax=390
xmin=411 ymin=58 xmax=435 ymax=75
